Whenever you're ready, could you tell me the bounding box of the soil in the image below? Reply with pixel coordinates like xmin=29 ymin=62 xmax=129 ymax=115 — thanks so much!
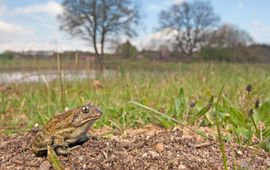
xmin=0 ymin=126 xmax=269 ymax=170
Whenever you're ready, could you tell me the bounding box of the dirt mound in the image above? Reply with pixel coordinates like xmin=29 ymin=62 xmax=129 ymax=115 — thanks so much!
xmin=0 ymin=128 xmax=269 ymax=170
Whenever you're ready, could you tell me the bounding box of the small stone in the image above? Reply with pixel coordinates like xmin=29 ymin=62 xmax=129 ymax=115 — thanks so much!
xmin=79 ymin=156 xmax=84 ymax=161
xmin=149 ymin=151 xmax=159 ymax=158
xmin=0 ymin=141 xmax=8 ymax=148
xmin=38 ymin=161 xmax=51 ymax=170
xmin=236 ymin=150 xmax=243 ymax=156
xmin=237 ymin=160 xmax=251 ymax=169
xmin=154 ymin=143 xmax=165 ymax=153
xmin=265 ymin=159 xmax=270 ymax=167
xmin=167 ymin=151 xmax=174 ymax=159
xmin=93 ymin=80 xmax=104 ymax=89
xmin=65 ymin=167 xmax=72 ymax=170
xmin=83 ymin=164 xmax=87 ymax=169
xmin=178 ymin=164 xmax=187 ymax=170
xmin=142 ymin=153 xmax=148 ymax=158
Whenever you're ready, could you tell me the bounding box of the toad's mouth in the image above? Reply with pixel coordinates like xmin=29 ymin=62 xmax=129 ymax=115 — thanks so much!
xmin=73 ymin=116 xmax=100 ymax=127
xmin=80 ymin=115 xmax=101 ymax=124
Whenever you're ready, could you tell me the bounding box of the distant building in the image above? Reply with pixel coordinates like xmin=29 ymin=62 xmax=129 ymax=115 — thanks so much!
xmin=36 ymin=51 xmax=54 ymax=57
xmin=23 ymin=51 xmax=54 ymax=58
xmin=80 ymin=55 xmax=96 ymax=62
xmin=158 ymin=45 xmax=171 ymax=59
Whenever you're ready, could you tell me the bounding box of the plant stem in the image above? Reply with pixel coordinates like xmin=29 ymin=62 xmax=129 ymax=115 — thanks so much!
xmin=57 ymin=53 xmax=65 ymax=110
xmin=215 ymin=85 xmax=228 ymax=170
xmin=250 ymin=115 xmax=259 ymax=137
xmin=215 ymin=113 xmax=228 ymax=170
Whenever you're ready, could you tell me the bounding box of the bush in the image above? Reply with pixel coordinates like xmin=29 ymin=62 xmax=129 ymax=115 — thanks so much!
xmin=0 ymin=52 xmax=14 ymax=60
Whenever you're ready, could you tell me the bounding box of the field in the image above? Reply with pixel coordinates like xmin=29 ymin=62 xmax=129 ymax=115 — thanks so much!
xmin=1 ymin=59 xmax=270 ymax=169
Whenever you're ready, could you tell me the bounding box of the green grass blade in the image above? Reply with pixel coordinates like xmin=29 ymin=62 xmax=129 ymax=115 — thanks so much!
xmin=190 ymin=96 xmax=214 ymax=124
xmin=130 ymin=101 xmax=210 ymax=139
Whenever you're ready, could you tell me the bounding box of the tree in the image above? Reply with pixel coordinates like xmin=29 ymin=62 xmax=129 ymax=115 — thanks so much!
xmin=0 ymin=52 xmax=14 ymax=60
xmin=116 ymin=40 xmax=138 ymax=58
xmin=158 ymin=1 xmax=220 ymax=57
xmin=208 ymin=24 xmax=253 ymax=48
xmin=202 ymin=24 xmax=253 ymax=62
xmin=58 ymin=0 xmax=140 ymax=78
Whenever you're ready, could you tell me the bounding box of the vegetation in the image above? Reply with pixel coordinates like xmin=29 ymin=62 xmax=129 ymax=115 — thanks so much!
xmin=1 ymin=60 xmax=270 ymax=151
xmin=116 ymin=40 xmax=138 ymax=59
xmin=0 ymin=52 xmax=14 ymax=60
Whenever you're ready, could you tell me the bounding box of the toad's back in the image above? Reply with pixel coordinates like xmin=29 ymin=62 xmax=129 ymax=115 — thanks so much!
xmin=42 ymin=110 xmax=75 ymax=134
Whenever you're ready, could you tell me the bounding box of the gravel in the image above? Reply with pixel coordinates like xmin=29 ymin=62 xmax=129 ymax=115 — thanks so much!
xmin=0 ymin=128 xmax=269 ymax=169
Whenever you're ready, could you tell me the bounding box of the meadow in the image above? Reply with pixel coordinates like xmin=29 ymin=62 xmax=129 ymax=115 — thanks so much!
xmin=1 ymin=59 xmax=270 ymax=151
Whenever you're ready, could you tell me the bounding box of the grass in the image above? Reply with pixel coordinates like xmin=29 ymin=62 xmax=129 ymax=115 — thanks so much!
xmin=1 ymin=59 xmax=270 ymax=152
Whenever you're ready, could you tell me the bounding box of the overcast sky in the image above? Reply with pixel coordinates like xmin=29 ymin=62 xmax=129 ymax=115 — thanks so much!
xmin=0 ymin=0 xmax=269 ymax=52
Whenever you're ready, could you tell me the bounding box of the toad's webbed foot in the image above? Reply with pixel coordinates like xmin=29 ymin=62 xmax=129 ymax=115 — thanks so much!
xmin=55 ymin=146 xmax=71 ymax=156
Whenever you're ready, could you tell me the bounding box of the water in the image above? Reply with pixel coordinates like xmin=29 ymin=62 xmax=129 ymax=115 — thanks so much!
xmin=0 ymin=70 xmax=115 ymax=83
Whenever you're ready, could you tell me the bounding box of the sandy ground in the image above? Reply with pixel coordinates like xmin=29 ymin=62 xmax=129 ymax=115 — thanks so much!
xmin=0 ymin=126 xmax=269 ymax=170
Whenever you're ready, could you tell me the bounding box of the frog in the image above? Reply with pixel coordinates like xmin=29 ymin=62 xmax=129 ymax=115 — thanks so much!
xmin=31 ymin=102 xmax=102 ymax=156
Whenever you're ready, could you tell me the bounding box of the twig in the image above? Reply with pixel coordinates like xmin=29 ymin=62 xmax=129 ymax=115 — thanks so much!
xmin=188 ymin=141 xmax=215 ymax=149
xmin=102 ymin=150 xmax=108 ymax=159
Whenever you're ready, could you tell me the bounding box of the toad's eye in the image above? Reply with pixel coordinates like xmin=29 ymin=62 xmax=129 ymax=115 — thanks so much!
xmin=81 ymin=106 xmax=90 ymax=114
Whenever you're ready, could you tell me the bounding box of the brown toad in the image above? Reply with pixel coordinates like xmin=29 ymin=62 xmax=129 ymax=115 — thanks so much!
xmin=31 ymin=103 xmax=102 ymax=156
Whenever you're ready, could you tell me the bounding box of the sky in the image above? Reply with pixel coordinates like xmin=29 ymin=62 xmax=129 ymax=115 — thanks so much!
xmin=0 ymin=0 xmax=269 ymax=52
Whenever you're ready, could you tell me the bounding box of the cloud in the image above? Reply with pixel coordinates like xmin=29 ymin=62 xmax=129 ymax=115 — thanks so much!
xmin=0 ymin=39 xmax=92 ymax=52
xmin=0 ymin=20 xmax=34 ymax=49
xmin=0 ymin=26 xmax=92 ymax=52
xmin=0 ymin=20 xmax=28 ymax=33
xmin=13 ymin=1 xmax=63 ymax=16
xmin=174 ymin=0 xmax=186 ymax=5
xmin=250 ymin=21 xmax=270 ymax=43
xmin=0 ymin=1 xmax=90 ymax=53
xmin=130 ymin=28 xmax=177 ymax=50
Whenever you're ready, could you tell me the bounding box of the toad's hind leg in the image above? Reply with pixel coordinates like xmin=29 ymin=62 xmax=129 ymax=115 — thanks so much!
xmin=32 ymin=132 xmax=53 ymax=157
xmin=52 ymin=135 xmax=70 ymax=156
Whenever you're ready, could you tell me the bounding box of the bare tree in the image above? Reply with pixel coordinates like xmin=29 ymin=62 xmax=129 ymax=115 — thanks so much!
xmin=208 ymin=24 xmax=253 ymax=48
xmin=158 ymin=1 xmax=220 ymax=57
xmin=201 ymin=24 xmax=253 ymax=62
xmin=58 ymin=0 xmax=140 ymax=78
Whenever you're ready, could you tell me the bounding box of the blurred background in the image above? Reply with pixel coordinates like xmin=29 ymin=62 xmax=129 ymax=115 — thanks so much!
xmin=0 ymin=0 xmax=269 ymax=70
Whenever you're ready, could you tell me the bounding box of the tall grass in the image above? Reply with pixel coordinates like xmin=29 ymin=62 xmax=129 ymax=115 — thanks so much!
xmin=57 ymin=53 xmax=65 ymax=110
xmin=1 ymin=61 xmax=270 ymax=151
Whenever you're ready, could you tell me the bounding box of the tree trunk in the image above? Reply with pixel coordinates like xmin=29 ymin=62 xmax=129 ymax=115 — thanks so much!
xmin=93 ymin=28 xmax=103 ymax=79
xmin=95 ymin=54 xmax=104 ymax=79
xmin=95 ymin=29 xmax=106 ymax=79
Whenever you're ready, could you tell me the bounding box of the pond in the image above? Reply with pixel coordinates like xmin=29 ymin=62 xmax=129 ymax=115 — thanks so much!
xmin=0 ymin=70 xmax=116 ymax=83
